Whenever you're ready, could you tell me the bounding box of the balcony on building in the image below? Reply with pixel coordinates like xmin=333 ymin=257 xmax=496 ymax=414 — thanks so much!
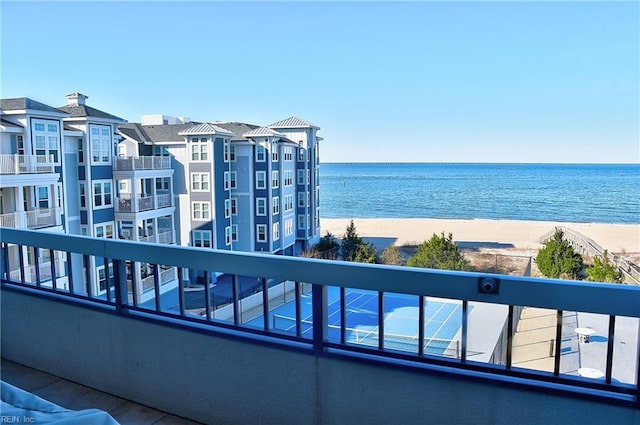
xmin=0 ymin=207 xmax=62 ymax=229
xmin=1 ymin=228 xmax=638 ymax=425
xmin=0 ymin=154 xmax=56 ymax=175
xmin=115 ymin=193 xmax=173 ymax=213
xmin=113 ymin=155 xmax=172 ymax=172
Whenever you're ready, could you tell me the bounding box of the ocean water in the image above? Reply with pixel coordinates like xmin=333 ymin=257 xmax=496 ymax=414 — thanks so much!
xmin=319 ymin=163 xmax=640 ymax=224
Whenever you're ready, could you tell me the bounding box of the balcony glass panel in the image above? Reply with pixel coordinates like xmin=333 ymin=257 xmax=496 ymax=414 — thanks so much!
xmin=612 ymin=316 xmax=639 ymax=386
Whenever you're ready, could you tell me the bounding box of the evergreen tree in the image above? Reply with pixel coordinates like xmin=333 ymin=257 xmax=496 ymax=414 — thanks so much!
xmin=535 ymin=228 xmax=583 ymax=279
xmin=340 ymin=220 xmax=379 ymax=263
xmin=340 ymin=219 xmax=363 ymax=260
xmin=586 ymin=250 xmax=622 ymax=283
xmin=406 ymin=232 xmax=472 ymax=271
xmin=308 ymin=232 xmax=340 ymax=260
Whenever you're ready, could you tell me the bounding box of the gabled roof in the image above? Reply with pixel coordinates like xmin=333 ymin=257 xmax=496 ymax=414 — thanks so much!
xmin=243 ymin=126 xmax=286 ymax=138
xmin=0 ymin=98 xmax=69 ymax=115
xmin=178 ymin=123 xmax=235 ymax=137
xmin=57 ymin=104 xmax=126 ymax=122
xmin=269 ymin=116 xmax=319 ymax=129
xmin=118 ymin=123 xmax=197 ymax=143
xmin=213 ymin=122 xmax=260 ymax=141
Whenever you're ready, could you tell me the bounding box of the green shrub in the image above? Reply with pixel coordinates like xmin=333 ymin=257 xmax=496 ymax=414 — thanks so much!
xmin=535 ymin=228 xmax=583 ymax=279
xmin=586 ymin=250 xmax=622 ymax=283
xmin=407 ymin=232 xmax=472 ymax=271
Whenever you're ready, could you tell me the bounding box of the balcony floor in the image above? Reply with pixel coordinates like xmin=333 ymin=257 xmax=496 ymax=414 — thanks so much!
xmin=0 ymin=359 xmax=203 ymax=425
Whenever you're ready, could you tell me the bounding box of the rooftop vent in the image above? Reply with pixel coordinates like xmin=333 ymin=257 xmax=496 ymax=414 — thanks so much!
xmin=65 ymin=92 xmax=88 ymax=106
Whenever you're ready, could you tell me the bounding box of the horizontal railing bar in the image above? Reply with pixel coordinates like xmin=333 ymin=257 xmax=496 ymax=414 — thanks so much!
xmin=1 ymin=228 xmax=639 ymax=318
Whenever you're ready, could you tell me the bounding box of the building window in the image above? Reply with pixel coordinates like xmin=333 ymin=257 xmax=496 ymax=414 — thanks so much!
xmin=272 ymin=149 xmax=279 ymax=162
xmin=89 ymin=124 xmax=111 ymax=164
xmin=224 ymin=171 xmax=237 ymax=190
xmin=298 ymin=170 xmax=305 ymax=185
xmin=285 ymin=219 xmax=293 ymax=236
xmin=224 ymin=142 xmax=230 ymax=162
xmin=192 ymin=202 xmax=210 ymax=220
xmin=95 ymin=222 xmax=114 ymax=239
xmin=273 ymin=222 xmax=280 ymax=241
xmin=191 ymin=173 xmax=210 ymax=191
xmin=231 ymin=225 xmax=238 ymax=242
xmin=231 ymin=198 xmax=237 ymax=215
xmin=256 ymin=198 xmax=266 ymax=216
xmin=256 ymin=145 xmax=266 ymax=162
xmin=230 ymin=172 xmax=237 ymax=189
xmin=284 ymin=195 xmax=293 ymax=212
xmin=156 ymin=177 xmax=170 ymax=191
xmin=298 ymin=149 xmax=305 ymax=161
xmin=93 ymin=181 xmax=112 ymax=208
xmin=32 ymin=120 xmax=60 ymax=163
xmin=193 ymin=230 xmax=212 ymax=248
xmin=225 ymin=199 xmax=231 ymax=218
xmin=36 ymin=186 xmax=49 ymax=209
xmin=272 ymin=197 xmax=279 ymax=215
xmin=79 ymin=183 xmax=86 ymax=208
xmin=191 ymin=137 xmax=209 ymax=161
xmin=272 ymin=171 xmax=279 ymax=188
xmin=257 ymin=224 xmax=267 ymax=242
xmin=78 ymin=139 xmax=84 ymax=163
xmin=225 ymin=226 xmax=232 ymax=246
xmin=298 ymin=214 xmax=305 ymax=230
xmin=97 ymin=263 xmax=114 ymax=293
xmin=284 ymin=171 xmax=293 ymax=186
xmin=298 ymin=192 xmax=305 ymax=208
xmin=256 ymin=171 xmax=266 ymax=189
xmin=56 ymin=184 xmax=63 ymax=209
xmin=284 ymin=146 xmax=293 ymax=161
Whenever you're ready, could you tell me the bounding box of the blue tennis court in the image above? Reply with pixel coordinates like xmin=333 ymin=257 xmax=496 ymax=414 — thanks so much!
xmin=247 ymin=286 xmax=465 ymax=357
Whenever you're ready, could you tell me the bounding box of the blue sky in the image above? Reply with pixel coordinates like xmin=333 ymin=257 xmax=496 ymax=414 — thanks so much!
xmin=1 ymin=1 xmax=638 ymax=163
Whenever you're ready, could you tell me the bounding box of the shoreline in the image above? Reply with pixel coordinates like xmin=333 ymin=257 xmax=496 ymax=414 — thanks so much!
xmin=320 ymin=218 xmax=640 ymax=254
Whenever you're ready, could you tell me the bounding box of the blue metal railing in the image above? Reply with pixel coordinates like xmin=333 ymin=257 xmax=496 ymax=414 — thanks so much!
xmin=1 ymin=227 xmax=639 ymax=407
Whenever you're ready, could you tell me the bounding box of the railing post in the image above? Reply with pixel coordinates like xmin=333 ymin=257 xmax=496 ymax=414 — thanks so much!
xmin=506 ymin=305 xmax=514 ymax=369
xmin=553 ymin=310 xmax=563 ymax=376
xmin=113 ymin=259 xmax=128 ymax=311
xmin=461 ymin=300 xmax=468 ymax=362
xmin=311 ymin=284 xmax=327 ymax=352
xmin=154 ymin=264 xmax=161 ymax=311
xmin=49 ymin=249 xmax=57 ymax=290
xmin=378 ymin=291 xmax=384 ymax=350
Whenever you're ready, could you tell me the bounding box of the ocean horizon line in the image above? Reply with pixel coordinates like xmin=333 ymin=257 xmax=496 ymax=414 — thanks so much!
xmin=321 ymin=161 xmax=640 ymax=166
xmin=319 ymin=216 xmax=640 ymax=226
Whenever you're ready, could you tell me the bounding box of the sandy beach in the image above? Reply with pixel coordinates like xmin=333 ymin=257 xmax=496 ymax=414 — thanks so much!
xmin=321 ymin=218 xmax=640 ymax=255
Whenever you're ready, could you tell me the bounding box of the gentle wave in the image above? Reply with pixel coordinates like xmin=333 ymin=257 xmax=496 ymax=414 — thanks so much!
xmin=319 ymin=163 xmax=640 ymax=224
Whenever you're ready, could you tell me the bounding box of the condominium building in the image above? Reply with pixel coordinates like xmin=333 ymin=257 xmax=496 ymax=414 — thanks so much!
xmin=118 ymin=115 xmax=322 ymax=259
xmin=1 ymin=93 xmax=321 ymax=297
xmin=0 ymin=93 xmax=179 ymax=302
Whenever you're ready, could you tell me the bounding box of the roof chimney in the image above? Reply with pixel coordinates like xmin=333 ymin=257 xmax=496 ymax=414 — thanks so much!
xmin=65 ymin=92 xmax=88 ymax=106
